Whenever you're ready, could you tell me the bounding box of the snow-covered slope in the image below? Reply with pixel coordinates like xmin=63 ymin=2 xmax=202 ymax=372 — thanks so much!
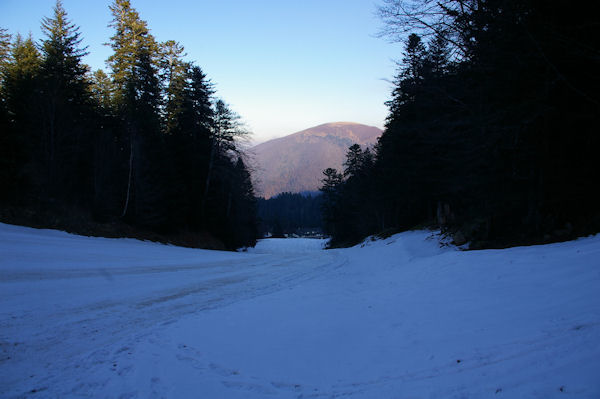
xmin=1 ymin=223 xmax=599 ymax=398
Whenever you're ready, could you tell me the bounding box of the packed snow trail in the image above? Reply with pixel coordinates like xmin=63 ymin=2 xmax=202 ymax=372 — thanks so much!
xmin=1 ymin=223 xmax=599 ymax=398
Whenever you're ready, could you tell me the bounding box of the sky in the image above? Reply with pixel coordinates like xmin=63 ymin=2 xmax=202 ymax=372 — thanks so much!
xmin=1 ymin=0 xmax=401 ymax=144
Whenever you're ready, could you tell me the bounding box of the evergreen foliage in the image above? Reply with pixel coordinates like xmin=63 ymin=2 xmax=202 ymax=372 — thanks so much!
xmin=1 ymin=34 xmax=42 ymax=205
xmin=257 ymin=192 xmax=323 ymax=237
xmin=322 ymin=0 xmax=600 ymax=248
xmin=0 ymin=0 xmax=258 ymax=249
xmin=0 ymin=28 xmax=11 ymax=68
xmin=38 ymin=0 xmax=93 ymax=207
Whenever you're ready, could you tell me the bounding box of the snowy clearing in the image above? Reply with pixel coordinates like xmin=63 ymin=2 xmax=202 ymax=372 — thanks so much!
xmin=1 ymin=223 xmax=599 ymax=398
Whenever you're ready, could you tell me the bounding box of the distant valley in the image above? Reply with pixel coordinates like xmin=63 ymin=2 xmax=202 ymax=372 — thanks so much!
xmin=250 ymin=122 xmax=382 ymax=198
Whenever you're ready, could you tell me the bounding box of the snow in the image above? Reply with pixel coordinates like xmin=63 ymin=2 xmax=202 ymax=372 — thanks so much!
xmin=1 ymin=223 xmax=599 ymax=398
xmin=245 ymin=237 xmax=326 ymax=254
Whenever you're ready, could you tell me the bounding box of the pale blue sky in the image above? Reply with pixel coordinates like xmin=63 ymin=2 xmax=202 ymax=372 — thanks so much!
xmin=1 ymin=0 xmax=400 ymax=144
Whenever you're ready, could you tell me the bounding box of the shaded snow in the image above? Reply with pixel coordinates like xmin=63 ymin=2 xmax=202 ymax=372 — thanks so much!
xmin=1 ymin=223 xmax=599 ymax=398
xmin=245 ymin=237 xmax=326 ymax=254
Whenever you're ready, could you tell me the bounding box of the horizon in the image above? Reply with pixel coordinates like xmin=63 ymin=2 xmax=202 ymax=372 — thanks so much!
xmin=0 ymin=0 xmax=398 ymax=144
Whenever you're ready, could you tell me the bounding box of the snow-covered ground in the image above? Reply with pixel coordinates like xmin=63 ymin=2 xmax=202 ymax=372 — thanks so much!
xmin=1 ymin=223 xmax=599 ymax=398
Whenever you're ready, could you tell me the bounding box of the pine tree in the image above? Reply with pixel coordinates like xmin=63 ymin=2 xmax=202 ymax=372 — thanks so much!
xmin=0 ymin=27 xmax=12 ymax=107
xmin=1 ymin=1 xmax=260 ymax=249
xmin=201 ymin=99 xmax=248 ymax=219
xmin=187 ymin=66 xmax=214 ymax=134
xmin=1 ymin=34 xmax=42 ymax=204
xmin=386 ymin=33 xmax=427 ymax=116
xmin=319 ymin=168 xmax=343 ymax=239
xmin=0 ymin=28 xmax=14 ymax=203
xmin=343 ymin=144 xmax=363 ymax=179
xmin=123 ymin=46 xmax=166 ymax=227
xmin=165 ymin=64 xmax=214 ymax=229
xmin=39 ymin=0 xmax=93 ymax=206
xmin=160 ymin=40 xmax=187 ymax=135
xmin=107 ymin=0 xmax=158 ymax=107
xmin=107 ymin=0 xmax=165 ymax=225
xmin=0 ymin=28 xmax=11 ymax=71
xmin=89 ymin=67 xmax=121 ymax=221
xmin=336 ymin=0 xmax=600 ymax=247
xmin=425 ymin=34 xmax=450 ymax=76
xmin=2 ymin=34 xmax=41 ymax=116
xmin=91 ymin=69 xmax=113 ymax=111
xmin=226 ymin=157 xmax=258 ymax=247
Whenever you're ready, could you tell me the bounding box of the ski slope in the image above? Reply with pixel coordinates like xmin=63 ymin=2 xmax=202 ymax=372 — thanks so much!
xmin=1 ymin=223 xmax=599 ymax=398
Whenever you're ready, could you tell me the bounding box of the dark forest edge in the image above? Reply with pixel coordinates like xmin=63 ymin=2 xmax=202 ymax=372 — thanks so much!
xmin=320 ymin=1 xmax=600 ymax=249
xmin=0 ymin=0 xmax=258 ymax=250
xmin=257 ymin=192 xmax=323 ymax=238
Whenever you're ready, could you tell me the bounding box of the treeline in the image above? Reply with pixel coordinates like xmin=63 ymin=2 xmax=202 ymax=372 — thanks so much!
xmin=257 ymin=192 xmax=323 ymax=237
xmin=321 ymin=0 xmax=600 ymax=248
xmin=0 ymin=0 xmax=258 ymax=249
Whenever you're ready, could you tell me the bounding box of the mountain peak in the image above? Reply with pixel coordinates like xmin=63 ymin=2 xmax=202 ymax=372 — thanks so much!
xmin=251 ymin=122 xmax=382 ymax=198
xmin=315 ymin=121 xmax=363 ymax=127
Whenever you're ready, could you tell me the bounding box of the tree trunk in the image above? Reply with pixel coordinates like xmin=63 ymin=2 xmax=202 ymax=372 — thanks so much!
xmin=201 ymin=138 xmax=217 ymax=219
xmin=226 ymin=190 xmax=232 ymax=219
xmin=121 ymin=129 xmax=134 ymax=218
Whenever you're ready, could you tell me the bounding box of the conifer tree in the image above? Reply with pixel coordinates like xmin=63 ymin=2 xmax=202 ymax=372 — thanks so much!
xmin=187 ymin=66 xmax=214 ymax=133
xmin=343 ymin=144 xmax=363 ymax=179
xmin=89 ymin=67 xmax=121 ymax=220
xmin=1 ymin=34 xmax=41 ymax=204
xmin=0 ymin=27 xmax=10 ymax=117
xmin=0 ymin=28 xmax=9 ymax=204
xmin=165 ymin=64 xmax=214 ymax=229
xmin=319 ymin=168 xmax=343 ymax=239
xmin=107 ymin=0 xmax=158 ymax=106
xmin=226 ymin=157 xmax=258 ymax=247
xmin=39 ymin=0 xmax=93 ymax=205
xmin=0 ymin=28 xmax=11 ymax=70
xmin=2 ymin=34 xmax=41 ymax=118
xmin=0 ymin=1 xmax=259 ymax=249
xmin=320 ymin=0 xmax=600 ymax=247
xmin=201 ymin=99 xmax=248 ymax=218
xmin=122 ymin=45 xmax=166 ymax=226
xmin=0 ymin=28 xmax=14 ymax=202
xmin=160 ymin=40 xmax=187 ymax=135
xmin=91 ymin=69 xmax=113 ymax=111
xmin=107 ymin=0 xmax=164 ymax=224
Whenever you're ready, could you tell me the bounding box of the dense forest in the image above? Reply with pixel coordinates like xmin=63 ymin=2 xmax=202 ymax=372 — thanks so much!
xmin=257 ymin=192 xmax=323 ymax=238
xmin=321 ymin=0 xmax=600 ymax=248
xmin=2 ymin=0 xmax=598 ymax=251
xmin=0 ymin=0 xmax=258 ymax=249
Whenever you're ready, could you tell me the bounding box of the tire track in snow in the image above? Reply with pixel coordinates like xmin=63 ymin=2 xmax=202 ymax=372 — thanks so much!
xmin=0 ymin=246 xmax=346 ymax=398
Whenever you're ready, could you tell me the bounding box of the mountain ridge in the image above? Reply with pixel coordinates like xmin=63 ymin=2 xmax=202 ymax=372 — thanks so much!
xmin=251 ymin=122 xmax=382 ymax=198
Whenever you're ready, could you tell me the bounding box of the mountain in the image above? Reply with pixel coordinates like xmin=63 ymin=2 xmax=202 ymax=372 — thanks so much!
xmin=250 ymin=122 xmax=382 ymax=198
